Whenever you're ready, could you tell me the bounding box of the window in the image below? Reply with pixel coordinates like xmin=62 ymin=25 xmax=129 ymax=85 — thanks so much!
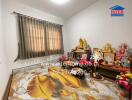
xmin=26 ymin=20 xmax=46 ymax=53
xmin=16 ymin=14 xmax=64 ymax=60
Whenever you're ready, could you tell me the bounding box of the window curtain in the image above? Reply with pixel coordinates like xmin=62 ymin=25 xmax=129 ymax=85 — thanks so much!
xmin=46 ymin=23 xmax=64 ymax=55
xmin=16 ymin=14 xmax=64 ymax=60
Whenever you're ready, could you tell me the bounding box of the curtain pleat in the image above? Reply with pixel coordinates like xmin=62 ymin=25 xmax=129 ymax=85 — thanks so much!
xmin=16 ymin=14 xmax=64 ymax=60
xmin=44 ymin=22 xmax=48 ymax=56
xmin=27 ymin=18 xmax=31 ymax=57
xmin=45 ymin=22 xmax=64 ymax=55
xmin=28 ymin=18 xmax=32 ymax=58
xmin=19 ymin=15 xmax=26 ymax=59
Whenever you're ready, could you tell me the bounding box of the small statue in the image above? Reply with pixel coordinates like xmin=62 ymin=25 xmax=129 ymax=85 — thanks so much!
xmin=91 ymin=50 xmax=103 ymax=66
xmin=83 ymin=39 xmax=89 ymax=50
xmin=116 ymin=43 xmax=128 ymax=61
xmin=115 ymin=43 xmax=129 ymax=67
xmin=76 ymin=38 xmax=90 ymax=50
xmin=102 ymin=43 xmax=116 ymax=53
xmin=78 ymin=38 xmax=84 ymax=49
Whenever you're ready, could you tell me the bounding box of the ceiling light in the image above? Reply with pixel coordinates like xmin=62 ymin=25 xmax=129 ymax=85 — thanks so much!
xmin=51 ymin=0 xmax=69 ymax=5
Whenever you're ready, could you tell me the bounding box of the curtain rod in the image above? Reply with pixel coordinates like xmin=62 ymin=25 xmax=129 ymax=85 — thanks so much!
xmin=12 ymin=11 xmax=63 ymax=26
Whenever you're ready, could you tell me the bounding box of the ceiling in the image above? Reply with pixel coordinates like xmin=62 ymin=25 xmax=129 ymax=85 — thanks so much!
xmin=16 ymin=0 xmax=98 ymax=19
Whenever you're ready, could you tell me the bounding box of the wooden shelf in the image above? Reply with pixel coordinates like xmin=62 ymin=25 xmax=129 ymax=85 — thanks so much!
xmin=98 ymin=65 xmax=130 ymax=80
xmin=99 ymin=64 xmax=130 ymax=72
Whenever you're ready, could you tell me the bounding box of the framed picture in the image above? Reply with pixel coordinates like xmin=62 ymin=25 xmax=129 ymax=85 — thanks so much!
xmin=103 ymin=53 xmax=115 ymax=64
xmin=81 ymin=54 xmax=87 ymax=59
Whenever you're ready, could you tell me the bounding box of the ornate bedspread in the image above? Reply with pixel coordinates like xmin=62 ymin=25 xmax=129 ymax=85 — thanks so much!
xmin=9 ymin=64 xmax=124 ymax=100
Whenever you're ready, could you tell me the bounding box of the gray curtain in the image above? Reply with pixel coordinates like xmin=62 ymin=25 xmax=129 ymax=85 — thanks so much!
xmin=16 ymin=14 xmax=64 ymax=60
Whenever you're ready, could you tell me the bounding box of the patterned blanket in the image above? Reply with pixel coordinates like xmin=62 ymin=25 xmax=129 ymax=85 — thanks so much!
xmin=9 ymin=64 xmax=124 ymax=100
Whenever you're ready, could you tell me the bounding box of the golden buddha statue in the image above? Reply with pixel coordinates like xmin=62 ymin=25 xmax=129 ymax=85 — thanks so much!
xmin=102 ymin=43 xmax=116 ymax=53
xmin=76 ymin=38 xmax=89 ymax=51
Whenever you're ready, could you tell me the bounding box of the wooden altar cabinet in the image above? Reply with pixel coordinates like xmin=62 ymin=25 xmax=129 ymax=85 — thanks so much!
xmin=72 ymin=50 xmax=91 ymax=60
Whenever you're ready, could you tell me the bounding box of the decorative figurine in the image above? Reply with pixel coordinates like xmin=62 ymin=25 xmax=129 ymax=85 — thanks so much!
xmin=83 ymin=39 xmax=89 ymax=50
xmin=91 ymin=50 xmax=103 ymax=73
xmin=75 ymin=38 xmax=90 ymax=50
xmin=115 ymin=43 xmax=130 ymax=67
xmin=77 ymin=38 xmax=84 ymax=49
xmin=102 ymin=43 xmax=116 ymax=53
xmin=91 ymin=50 xmax=103 ymax=64
xmin=116 ymin=43 xmax=128 ymax=61
xmin=72 ymin=38 xmax=91 ymax=60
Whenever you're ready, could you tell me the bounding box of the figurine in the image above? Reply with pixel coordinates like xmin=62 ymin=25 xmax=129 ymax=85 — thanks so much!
xmin=93 ymin=50 xmax=103 ymax=61
xmin=83 ymin=39 xmax=89 ymax=50
xmin=102 ymin=43 xmax=116 ymax=53
xmin=76 ymin=38 xmax=90 ymax=50
xmin=116 ymin=43 xmax=128 ymax=61
xmin=115 ymin=43 xmax=130 ymax=67
xmin=78 ymin=38 xmax=84 ymax=49
xmin=91 ymin=50 xmax=103 ymax=66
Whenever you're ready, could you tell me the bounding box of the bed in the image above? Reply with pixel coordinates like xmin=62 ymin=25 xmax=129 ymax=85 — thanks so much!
xmin=8 ymin=63 xmax=124 ymax=100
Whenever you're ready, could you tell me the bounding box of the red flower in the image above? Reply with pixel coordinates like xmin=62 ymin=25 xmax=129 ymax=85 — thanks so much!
xmin=59 ymin=55 xmax=67 ymax=62
xmin=118 ymin=80 xmax=131 ymax=91
xmin=79 ymin=59 xmax=92 ymax=66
